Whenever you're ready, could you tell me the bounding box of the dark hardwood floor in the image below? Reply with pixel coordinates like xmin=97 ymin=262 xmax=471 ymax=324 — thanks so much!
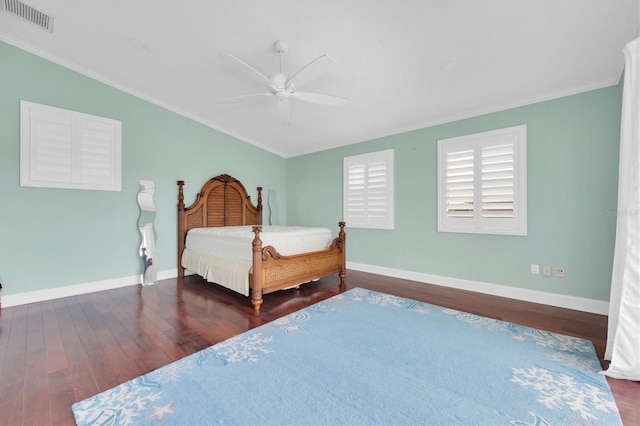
xmin=0 ymin=270 xmax=638 ymax=425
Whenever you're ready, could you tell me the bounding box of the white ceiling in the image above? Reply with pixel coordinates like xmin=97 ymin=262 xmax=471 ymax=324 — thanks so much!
xmin=1 ymin=1 xmax=639 ymax=158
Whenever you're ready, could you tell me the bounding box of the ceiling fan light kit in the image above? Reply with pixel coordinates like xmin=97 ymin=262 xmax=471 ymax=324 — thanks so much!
xmin=221 ymin=40 xmax=348 ymax=124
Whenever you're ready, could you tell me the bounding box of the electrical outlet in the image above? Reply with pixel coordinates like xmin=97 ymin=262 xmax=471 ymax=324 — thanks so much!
xmin=542 ymin=265 xmax=552 ymax=277
xmin=556 ymin=266 xmax=565 ymax=278
xmin=530 ymin=264 xmax=540 ymax=275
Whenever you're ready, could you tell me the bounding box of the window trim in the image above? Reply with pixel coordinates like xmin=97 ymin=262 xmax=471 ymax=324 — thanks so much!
xmin=343 ymin=149 xmax=395 ymax=230
xmin=437 ymin=125 xmax=527 ymax=236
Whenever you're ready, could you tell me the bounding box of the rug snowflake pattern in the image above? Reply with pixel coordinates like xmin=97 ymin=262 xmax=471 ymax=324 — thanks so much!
xmin=72 ymin=288 xmax=621 ymax=425
xmin=511 ymin=366 xmax=618 ymax=421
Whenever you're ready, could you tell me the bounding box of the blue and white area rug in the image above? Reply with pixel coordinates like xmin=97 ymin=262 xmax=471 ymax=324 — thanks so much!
xmin=72 ymin=288 xmax=622 ymax=425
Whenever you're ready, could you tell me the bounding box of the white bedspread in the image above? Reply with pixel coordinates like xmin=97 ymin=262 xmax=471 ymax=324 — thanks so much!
xmin=182 ymin=225 xmax=334 ymax=295
xmin=182 ymin=249 xmax=252 ymax=295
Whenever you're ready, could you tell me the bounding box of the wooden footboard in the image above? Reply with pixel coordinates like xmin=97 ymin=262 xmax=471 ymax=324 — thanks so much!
xmin=250 ymin=222 xmax=346 ymax=310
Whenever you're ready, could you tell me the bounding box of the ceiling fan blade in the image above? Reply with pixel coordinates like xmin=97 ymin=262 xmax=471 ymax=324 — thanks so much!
xmin=277 ymin=98 xmax=291 ymax=125
xmin=225 ymin=53 xmax=273 ymax=86
xmin=217 ymin=92 xmax=271 ymax=103
xmin=291 ymin=91 xmax=348 ymax=106
xmin=286 ymin=54 xmax=337 ymax=87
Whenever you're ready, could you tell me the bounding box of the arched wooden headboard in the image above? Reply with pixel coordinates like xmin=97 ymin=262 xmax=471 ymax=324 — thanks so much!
xmin=177 ymin=174 xmax=262 ymax=276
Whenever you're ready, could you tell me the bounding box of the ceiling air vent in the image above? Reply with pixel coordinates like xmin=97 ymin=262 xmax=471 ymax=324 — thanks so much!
xmin=0 ymin=0 xmax=54 ymax=33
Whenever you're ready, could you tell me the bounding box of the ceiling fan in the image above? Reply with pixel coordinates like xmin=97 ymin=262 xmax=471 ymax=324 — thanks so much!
xmin=221 ymin=40 xmax=348 ymax=124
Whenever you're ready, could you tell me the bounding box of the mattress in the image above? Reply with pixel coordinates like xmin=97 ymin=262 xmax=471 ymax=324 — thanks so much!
xmin=185 ymin=225 xmax=333 ymax=261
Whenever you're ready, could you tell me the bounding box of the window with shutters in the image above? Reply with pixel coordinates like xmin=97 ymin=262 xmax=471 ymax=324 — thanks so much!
xmin=437 ymin=125 xmax=527 ymax=235
xmin=20 ymin=100 xmax=122 ymax=191
xmin=343 ymin=149 xmax=394 ymax=229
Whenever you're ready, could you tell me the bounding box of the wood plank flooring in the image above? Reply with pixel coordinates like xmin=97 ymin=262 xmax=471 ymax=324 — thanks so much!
xmin=0 ymin=271 xmax=638 ymax=425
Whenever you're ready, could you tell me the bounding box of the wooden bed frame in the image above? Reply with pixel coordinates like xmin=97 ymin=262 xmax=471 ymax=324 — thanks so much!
xmin=177 ymin=174 xmax=346 ymax=311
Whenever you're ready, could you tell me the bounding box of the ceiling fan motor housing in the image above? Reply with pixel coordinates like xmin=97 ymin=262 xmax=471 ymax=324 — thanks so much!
xmin=269 ymin=73 xmax=287 ymax=89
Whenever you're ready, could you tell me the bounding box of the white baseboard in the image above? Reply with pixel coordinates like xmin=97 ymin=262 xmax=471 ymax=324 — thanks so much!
xmin=1 ymin=265 xmax=609 ymax=315
xmin=347 ymin=262 xmax=610 ymax=315
xmin=0 ymin=269 xmax=178 ymax=308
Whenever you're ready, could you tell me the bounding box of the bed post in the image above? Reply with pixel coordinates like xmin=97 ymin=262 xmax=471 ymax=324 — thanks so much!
xmin=251 ymin=225 xmax=264 ymax=311
xmin=257 ymin=187 xmax=263 ymax=225
xmin=338 ymin=221 xmax=346 ymax=289
xmin=177 ymin=180 xmax=186 ymax=278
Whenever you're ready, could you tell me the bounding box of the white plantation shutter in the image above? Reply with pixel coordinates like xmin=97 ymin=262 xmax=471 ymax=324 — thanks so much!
xmin=346 ymin=163 xmax=366 ymax=222
xmin=366 ymin=160 xmax=390 ymax=221
xmin=29 ymin=108 xmax=73 ymax=184
xmin=444 ymin=147 xmax=475 ymax=219
xmin=481 ymin=143 xmax=514 ymax=219
xmin=21 ymin=101 xmax=121 ymax=191
xmin=344 ymin=149 xmax=394 ymax=229
xmin=438 ymin=125 xmax=526 ymax=235
xmin=77 ymin=117 xmax=119 ymax=186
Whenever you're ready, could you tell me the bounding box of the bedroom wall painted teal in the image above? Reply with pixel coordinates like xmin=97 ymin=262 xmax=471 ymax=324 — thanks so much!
xmin=0 ymin=40 xmax=623 ymax=305
xmin=0 ymin=41 xmax=286 ymax=297
xmin=287 ymin=86 xmax=622 ymax=302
